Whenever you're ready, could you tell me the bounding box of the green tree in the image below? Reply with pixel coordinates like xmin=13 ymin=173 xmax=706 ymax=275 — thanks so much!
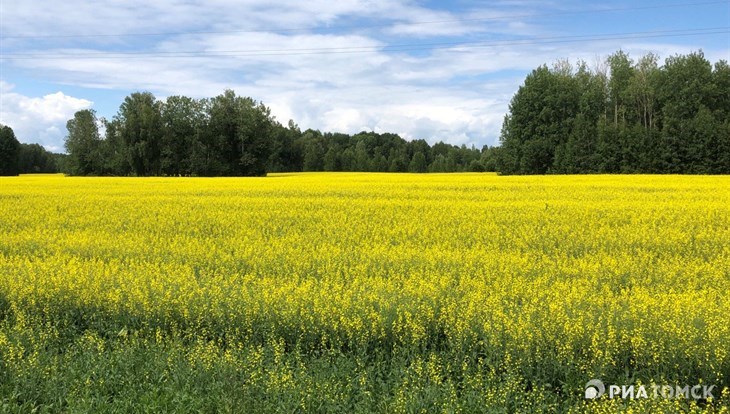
xmin=0 ymin=125 xmax=21 ymax=176
xmin=387 ymin=147 xmax=409 ymax=172
xmin=303 ymin=139 xmax=324 ymax=172
xmin=596 ymin=119 xmax=620 ymax=173
xmin=409 ymin=139 xmax=431 ymax=165
xmin=712 ymin=60 xmax=730 ymax=117
xmin=657 ymin=51 xmax=714 ymax=172
xmin=340 ymin=147 xmax=354 ymax=171
xmin=409 ymin=151 xmax=427 ymax=173
xmin=64 ymin=109 xmax=102 ymax=175
xmin=353 ymin=140 xmax=369 ymax=171
xmin=207 ymin=90 xmax=273 ymax=176
xmin=18 ymin=143 xmax=58 ymax=173
xmin=467 ymin=159 xmax=485 ymax=172
xmin=429 ymin=154 xmax=447 ymax=172
xmin=607 ymin=51 xmax=634 ymax=126
xmin=372 ymin=152 xmax=388 ymax=172
xmin=711 ymin=61 xmax=730 ymax=173
xmin=160 ymin=96 xmax=205 ymax=176
xmin=323 ymin=144 xmax=341 ymax=171
xmin=480 ymin=146 xmax=498 ymax=172
xmin=101 ymin=118 xmax=131 ymax=176
xmin=269 ymin=120 xmax=302 ymax=172
xmin=117 ymin=92 xmax=163 ymax=176
xmin=561 ymin=113 xmax=598 ymax=173
xmin=498 ymin=64 xmax=579 ymax=174
xmin=628 ymin=53 xmax=659 ymax=130
xmin=496 ymin=50 xmax=729 ymax=175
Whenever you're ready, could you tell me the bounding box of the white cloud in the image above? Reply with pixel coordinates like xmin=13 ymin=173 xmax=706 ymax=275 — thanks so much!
xmin=6 ymin=33 xmax=544 ymax=148
xmin=1 ymin=0 xmax=464 ymax=41
xmin=0 ymin=82 xmax=92 ymax=151
xmin=2 ymin=0 xmax=728 ymax=152
xmin=10 ymin=37 xmax=726 ymax=150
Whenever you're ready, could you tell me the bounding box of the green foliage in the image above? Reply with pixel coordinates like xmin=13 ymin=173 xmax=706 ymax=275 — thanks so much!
xmin=499 ymin=50 xmax=730 ymax=174
xmin=160 ymin=95 xmax=206 ymax=176
xmin=60 ymin=90 xmax=486 ymax=176
xmin=207 ymin=90 xmax=272 ymax=176
xmin=408 ymin=152 xmax=428 ymax=173
xmin=0 ymin=320 xmax=578 ymax=414
xmin=0 ymin=126 xmax=21 ymax=176
xmin=17 ymin=144 xmax=58 ymax=173
xmin=65 ymin=109 xmax=102 ymax=175
xmin=0 ymin=126 xmax=61 ymax=175
xmin=63 ymin=91 xmax=278 ymax=177
xmin=117 ymin=92 xmax=163 ymax=176
xmin=323 ymin=145 xmax=342 ymax=171
xmin=268 ymin=128 xmax=487 ymax=174
xmin=303 ymin=131 xmax=325 ymax=172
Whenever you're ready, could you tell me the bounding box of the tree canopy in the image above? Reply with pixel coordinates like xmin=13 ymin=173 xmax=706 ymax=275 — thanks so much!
xmin=0 ymin=125 xmax=21 ymax=176
xmin=62 ymin=89 xmax=490 ymax=176
xmin=0 ymin=125 xmax=61 ymax=176
xmin=497 ymin=50 xmax=730 ymax=174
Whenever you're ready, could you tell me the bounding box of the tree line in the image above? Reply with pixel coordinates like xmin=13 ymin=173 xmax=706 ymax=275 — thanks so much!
xmin=8 ymin=92 xmax=488 ymax=177
xmin=0 ymin=125 xmax=62 ymax=176
xmin=496 ymin=50 xmax=730 ymax=174
xmin=58 ymin=90 xmax=491 ymax=177
xmin=2 ymin=49 xmax=727 ymax=177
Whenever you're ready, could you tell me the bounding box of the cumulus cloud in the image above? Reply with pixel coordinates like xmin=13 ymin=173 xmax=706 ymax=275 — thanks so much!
xmin=0 ymin=82 xmax=92 ymax=152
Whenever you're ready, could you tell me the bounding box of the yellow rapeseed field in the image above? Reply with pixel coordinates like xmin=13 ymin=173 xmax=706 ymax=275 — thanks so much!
xmin=0 ymin=173 xmax=728 ymax=412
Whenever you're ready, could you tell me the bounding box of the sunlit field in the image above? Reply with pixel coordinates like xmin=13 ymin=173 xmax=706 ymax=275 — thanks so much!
xmin=1 ymin=173 xmax=728 ymax=413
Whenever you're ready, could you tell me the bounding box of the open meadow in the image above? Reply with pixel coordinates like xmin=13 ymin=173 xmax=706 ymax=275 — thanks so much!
xmin=0 ymin=173 xmax=728 ymax=412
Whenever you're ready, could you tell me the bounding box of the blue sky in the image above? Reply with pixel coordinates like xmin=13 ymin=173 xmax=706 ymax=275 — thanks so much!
xmin=1 ymin=0 xmax=728 ymax=152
